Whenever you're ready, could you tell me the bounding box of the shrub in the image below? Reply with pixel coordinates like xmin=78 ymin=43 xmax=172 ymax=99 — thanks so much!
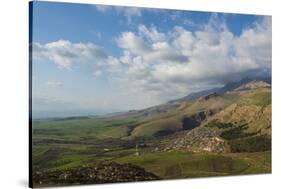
xmin=228 ymin=136 xmax=271 ymax=152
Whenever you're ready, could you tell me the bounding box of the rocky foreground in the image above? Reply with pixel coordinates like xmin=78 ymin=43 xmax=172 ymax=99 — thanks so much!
xmin=33 ymin=161 xmax=160 ymax=187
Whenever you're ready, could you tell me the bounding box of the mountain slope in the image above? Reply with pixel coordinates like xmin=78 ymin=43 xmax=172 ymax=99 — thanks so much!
xmin=168 ymin=77 xmax=270 ymax=104
xmin=162 ymin=80 xmax=271 ymax=153
xmin=125 ymin=93 xmax=239 ymax=139
xmin=119 ymin=79 xmax=271 ymax=141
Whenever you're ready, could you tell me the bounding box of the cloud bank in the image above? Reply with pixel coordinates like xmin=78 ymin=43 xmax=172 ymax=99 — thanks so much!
xmin=33 ymin=15 xmax=271 ymax=103
xmin=33 ymin=40 xmax=119 ymax=69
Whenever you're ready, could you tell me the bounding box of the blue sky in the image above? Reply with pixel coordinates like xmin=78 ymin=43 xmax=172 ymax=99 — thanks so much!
xmin=31 ymin=1 xmax=272 ymax=118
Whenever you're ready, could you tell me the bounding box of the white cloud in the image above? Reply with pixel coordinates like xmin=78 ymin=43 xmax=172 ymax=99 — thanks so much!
xmin=116 ymin=7 xmax=141 ymax=22
xmin=170 ymin=11 xmax=182 ymax=21
xmin=120 ymin=51 xmax=132 ymax=64
xmin=33 ymin=40 xmax=109 ymax=69
xmin=116 ymin=32 xmax=151 ymax=55
xmin=183 ymin=19 xmax=195 ymax=27
xmin=116 ymin=27 xmax=188 ymax=64
xmin=138 ymin=25 xmax=165 ymax=42
xmin=234 ymin=17 xmax=272 ymax=70
xmin=94 ymin=70 xmax=102 ymax=77
xmin=95 ymin=5 xmax=111 ymax=12
xmin=172 ymin=26 xmax=194 ymax=56
xmin=46 ymin=81 xmax=63 ymax=87
xmin=107 ymin=56 xmax=120 ymax=66
xmin=95 ymin=5 xmax=141 ymax=23
xmin=113 ymin=16 xmax=271 ymax=101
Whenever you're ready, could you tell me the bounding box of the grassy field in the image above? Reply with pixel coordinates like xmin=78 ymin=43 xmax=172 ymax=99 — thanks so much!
xmin=33 ymin=117 xmax=138 ymax=141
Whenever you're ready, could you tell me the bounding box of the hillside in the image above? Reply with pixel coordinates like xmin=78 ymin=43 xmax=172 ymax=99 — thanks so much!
xmin=160 ymin=80 xmax=271 ymax=153
xmin=168 ymin=77 xmax=270 ymax=104
xmin=99 ymin=79 xmax=267 ymax=141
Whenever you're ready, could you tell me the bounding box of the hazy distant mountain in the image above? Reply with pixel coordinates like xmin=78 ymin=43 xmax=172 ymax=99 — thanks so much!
xmin=168 ymin=77 xmax=271 ymax=104
xmin=107 ymin=77 xmax=271 ymax=123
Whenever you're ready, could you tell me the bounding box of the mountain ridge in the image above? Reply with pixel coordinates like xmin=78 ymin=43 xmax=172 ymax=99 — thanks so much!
xmin=168 ymin=77 xmax=271 ymax=104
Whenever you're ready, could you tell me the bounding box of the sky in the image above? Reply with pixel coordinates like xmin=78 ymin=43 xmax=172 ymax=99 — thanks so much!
xmin=31 ymin=1 xmax=272 ymax=118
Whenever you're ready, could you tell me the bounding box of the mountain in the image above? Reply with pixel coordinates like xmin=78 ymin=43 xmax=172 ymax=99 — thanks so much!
xmin=117 ymin=79 xmax=271 ymax=149
xmin=109 ymin=78 xmax=270 ymax=121
xmin=232 ymin=80 xmax=271 ymax=92
xmin=161 ymin=80 xmax=271 ymax=153
xmin=92 ymin=77 xmax=272 ymax=150
xmin=168 ymin=77 xmax=271 ymax=104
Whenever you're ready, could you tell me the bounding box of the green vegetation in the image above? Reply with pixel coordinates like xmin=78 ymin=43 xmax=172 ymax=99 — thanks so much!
xmin=33 ymin=117 xmax=138 ymax=141
xmin=205 ymin=120 xmax=234 ymax=129
xmin=238 ymin=90 xmax=271 ymax=107
xmin=220 ymin=124 xmax=256 ymax=140
xmin=204 ymin=120 xmax=271 ymax=153
xmin=115 ymin=151 xmax=270 ymax=178
xmin=130 ymin=117 xmax=182 ymax=138
xmin=228 ymin=136 xmax=271 ymax=153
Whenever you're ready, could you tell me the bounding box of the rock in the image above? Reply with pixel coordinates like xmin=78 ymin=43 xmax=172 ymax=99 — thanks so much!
xmin=33 ymin=161 xmax=160 ymax=187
